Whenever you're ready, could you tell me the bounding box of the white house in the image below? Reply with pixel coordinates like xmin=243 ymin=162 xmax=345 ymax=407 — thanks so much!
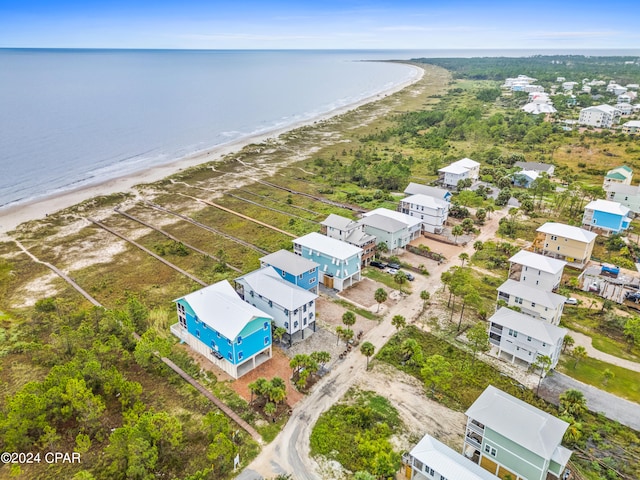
xmin=615 ymin=103 xmax=633 ymax=115
xmin=404 ymin=434 xmax=500 ymax=480
xmin=363 ymin=207 xmax=423 ymax=241
xmin=497 ymin=279 xmax=566 ymax=325
xmin=604 ymin=165 xmax=633 ymax=189
xmin=398 ymin=193 xmax=450 ymax=234
xmin=578 ymin=104 xmax=621 ymax=128
xmin=508 ymin=250 xmax=566 ymax=291
xmin=522 ymin=103 xmax=557 ymax=115
xmin=622 ymin=120 xmax=640 ymax=134
xmin=606 ymin=183 xmax=640 ymax=214
xmin=235 ymin=266 xmax=318 ymax=345
xmin=438 ymin=157 xmax=480 ymax=188
xmin=488 ymin=308 xmax=567 ymax=369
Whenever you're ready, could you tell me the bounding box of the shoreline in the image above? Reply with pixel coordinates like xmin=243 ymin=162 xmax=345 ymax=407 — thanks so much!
xmin=0 ymin=63 xmax=424 ymax=237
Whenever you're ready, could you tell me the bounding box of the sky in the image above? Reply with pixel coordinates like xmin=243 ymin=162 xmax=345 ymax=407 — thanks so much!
xmin=1 ymin=0 xmax=638 ymax=50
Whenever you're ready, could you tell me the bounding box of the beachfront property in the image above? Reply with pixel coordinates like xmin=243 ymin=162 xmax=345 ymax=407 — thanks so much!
xmin=622 ymin=120 xmax=640 ymax=134
xmin=488 ymin=307 xmax=567 ymax=369
xmin=522 ymin=102 xmax=557 ymax=115
xmin=603 ymin=165 xmax=633 ymax=190
xmin=605 ymin=183 xmax=640 ymax=214
xmin=171 ymin=280 xmax=273 ymax=379
xmin=398 ymin=193 xmax=450 ymax=234
xmin=512 ymin=169 xmax=540 ymax=188
xmin=363 ymin=207 xmax=423 ymax=241
xmin=260 ymin=249 xmax=320 ymax=294
xmin=578 ymin=104 xmax=621 ymax=128
xmin=358 ymin=214 xmax=411 ymax=253
xmin=463 ymin=385 xmax=572 ymax=480
xmin=235 ymin=266 xmax=318 ymax=344
xmin=508 ymin=250 xmax=566 ymax=291
xmin=582 ymin=199 xmax=632 ymax=235
xmin=293 ymin=232 xmax=362 ymax=291
xmin=534 ymin=222 xmax=597 ymax=269
xmin=496 ymin=279 xmax=566 ymax=325
xmin=403 ymin=433 xmax=499 ymax=480
xmin=320 ymin=214 xmax=376 ymax=266
xmin=513 ymin=161 xmax=555 ymax=176
xmin=438 ymin=157 xmax=481 ymax=188
xmin=403 ymin=182 xmax=452 ymax=202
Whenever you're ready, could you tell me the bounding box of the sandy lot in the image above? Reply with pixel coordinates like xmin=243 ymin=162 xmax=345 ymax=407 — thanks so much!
xmin=338 ymin=276 xmax=395 ymax=310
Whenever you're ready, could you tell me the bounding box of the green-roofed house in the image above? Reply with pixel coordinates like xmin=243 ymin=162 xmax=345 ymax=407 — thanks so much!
xmin=603 ymin=165 xmax=633 ymax=191
xmin=463 ymin=386 xmax=572 ymax=480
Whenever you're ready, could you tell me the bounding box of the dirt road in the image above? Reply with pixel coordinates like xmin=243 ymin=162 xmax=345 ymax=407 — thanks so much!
xmin=236 ymin=209 xmax=507 ymax=479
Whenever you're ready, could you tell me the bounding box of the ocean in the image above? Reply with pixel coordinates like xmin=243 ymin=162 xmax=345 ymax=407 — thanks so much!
xmin=0 ymin=49 xmax=421 ymax=209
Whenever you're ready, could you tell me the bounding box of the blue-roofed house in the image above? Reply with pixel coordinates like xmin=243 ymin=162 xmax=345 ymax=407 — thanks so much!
xmin=293 ymin=232 xmax=362 ymax=291
xmin=235 ymin=266 xmax=318 ymax=345
xmin=582 ymin=199 xmax=632 ymax=235
xmin=171 ymin=280 xmax=273 ymax=379
xmin=259 ymin=249 xmax=320 ymax=294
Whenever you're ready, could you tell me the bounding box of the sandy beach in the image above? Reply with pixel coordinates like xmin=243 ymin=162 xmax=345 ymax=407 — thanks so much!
xmin=0 ymin=64 xmax=424 ymax=238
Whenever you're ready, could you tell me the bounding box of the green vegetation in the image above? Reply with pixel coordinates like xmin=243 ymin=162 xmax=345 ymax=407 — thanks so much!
xmin=310 ymin=389 xmax=401 ymax=478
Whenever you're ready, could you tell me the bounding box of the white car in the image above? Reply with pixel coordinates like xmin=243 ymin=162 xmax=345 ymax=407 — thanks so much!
xmin=565 ymin=297 xmax=578 ymax=305
xmin=387 ymin=268 xmax=398 ymax=275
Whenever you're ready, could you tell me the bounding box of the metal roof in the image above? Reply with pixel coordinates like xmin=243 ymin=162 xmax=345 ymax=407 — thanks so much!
xmin=409 ymin=434 xmax=500 ymax=480
xmin=536 ymin=222 xmax=597 ymax=243
xmin=489 ymin=307 xmax=567 ymax=345
xmin=175 ymin=280 xmax=272 ymax=340
xmin=236 ymin=267 xmax=317 ymax=310
xmin=321 ymin=213 xmax=358 ymax=230
xmin=358 ymin=213 xmax=407 ymax=233
xmin=402 ymin=193 xmax=449 ymax=210
xmin=294 ymin=232 xmax=362 ymax=260
xmin=465 ymin=386 xmax=570 ymax=460
xmin=260 ymin=249 xmax=319 ymax=276
xmin=498 ymin=279 xmax=566 ymax=309
xmin=363 ymin=208 xmax=422 ymax=229
xmin=404 ymin=182 xmax=451 ymax=199
xmin=584 ymin=199 xmax=631 ymax=217
xmin=509 ymin=250 xmax=566 ymax=274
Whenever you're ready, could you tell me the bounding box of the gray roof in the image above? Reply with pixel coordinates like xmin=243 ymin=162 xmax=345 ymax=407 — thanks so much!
xmin=466 ymin=385 xmax=570 ymax=460
xmin=498 ymin=279 xmax=566 ymax=309
xmin=509 ymin=250 xmax=566 ymax=274
xmin=606 ymin=183 xmax=639 ymax=195
xmin=514 ymin=161 xmax=555 ymax=174
xmin=409 ymin=434 xmax=499 ymax=480
xmin=260 ymin=249 xmax=319 ymax=276
xmin=344 ymin=228 xmax=376 ymax=247
xmin=358 ymin=213 xmax=407 ymax=233
xmin=236 ymin=267 xmax=317 ymax=310
xmin=404 ymin=182 xmax=451 ymax=199
xmin=321 ymin=213 xmax=358 ymax=230
xmin=489 ymin=307 xmax=567 ymax=345
xmin=175 ymin=280 xmax=272 ymax=340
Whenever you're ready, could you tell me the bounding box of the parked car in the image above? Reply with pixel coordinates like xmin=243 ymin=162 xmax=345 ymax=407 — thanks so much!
xmin=387 ymin=268 xmax=398 ymax=275
xmin=370 ymin=260 xmax=386 ymax=269
xmin=403 ymin=271 xmax=415 ymax=281
xmin=387 ymin=262 xmax=401 ymax=270
xmin=565 ymin=297 xmax=578 ymax=305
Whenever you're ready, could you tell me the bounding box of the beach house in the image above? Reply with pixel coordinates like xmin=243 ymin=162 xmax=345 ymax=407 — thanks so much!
xmin=171 ymin=280 xmax=273 ymax=379
xmin=398 ymin=193 xmax=450 ymax=234
xmin=512 ymin=169 xmax=539 ymax=188
xmin=235 ymin=266 xmax=318 ymax=345
xmin=404 ymin=433 xmax=499 ymax=480
xmin=320 ymin=214 xmax=376 ymax=266
xmin=605 ymin=183 xmax=640 ymax=214
xmin=488 ymin=308 xmax=567 ymax=369
xmin=403 ymin=182 xmax=452 ymax=202
xmin=513 ymin=161 xmax=555 ymax=177
xmin=508 ymin=250 xmax=566 ymax=291
xmin=362 ymin=207 xmax=422 ymax=241
xmin=582 ymin=199 xmax=632 ymax=235
xmin=358 ymin=214 xmax=410 ymax=253
xmin=463 ymin=385 xmax=572 ymax=480
xmin=534 ymin=222 xmax=597 ymax=269
xmin=259 ymin=249 xmax=320 ymax=294
xmin=438 ymin=157 xmax=481 ymax=188
xmin=622 ymin=120 xmax=640 ymax=134
xmin=293 ymin=232 xmax=362 ymax=291
xmin=578 ymin=104 xmax=621 ymax=128
xmin=496 ymin=279 xmax=566 ymax=325
xmin=603 ymin=165 xmax=633 ymax=190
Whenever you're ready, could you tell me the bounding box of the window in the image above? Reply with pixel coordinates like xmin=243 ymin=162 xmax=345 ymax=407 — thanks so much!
xmin=527 ymin=336 xmax=532 ymax=342
xmin=294 ymin=321 xmax=299 ymax=328
xmin=536 ymin=280 xmax=539 ymax=286
xmin=281 ymin=270 xmax=286 ymax=277
xmin=263 ymin=321 xmax=269 ymax=330
xmin=264 ymin=337 xmax=270 ymax=345
xmin=515 ymin=297 xmax=523 ymax=305
xmin=551 ymin=235 xmax=558 ymax=241
xmin=237 ymin=336 xmax=242 ymax=345
xmin=298 ymin=274 xmax=303 ymax=279
xmin=196 ymin=330 xmax=200 ymax=338
xmin=202 ymin=323 xmax=207 ymax=330
xmin=268 ymin=300 xmax=273 ymax=308
xmin=542 ymin=342 xmax=546 ymax=347
xmin=250 ymin=290 xmax=254 ymax=297
xmin=309 ymin=277 xmax=316 ymax=284
xmin=557 ymin=246 xmax=561 ymax=251
xmin=210 ymin=340 xmax=216 ymax=349
xmin=227 ymin=352 xmax=232 ymax=361
xmin=309 ymin=268 xmax=315 ymax=274
xmin=284 ymin=309 xmax=289 ymax=316
xmin=227 ymin=339 xmax=232 ymax=346
xmin=217 ymin=331 xmax=221 ymax=338
xmin=531 ymin=302 xmax=536 ymax=307
xmin=303 ymin=304 xmax=307 ymax=313
xmin=238 ymin=351 xmax=243 ymax=361
xmin=484 ymin=444 xmax=497 ymax=457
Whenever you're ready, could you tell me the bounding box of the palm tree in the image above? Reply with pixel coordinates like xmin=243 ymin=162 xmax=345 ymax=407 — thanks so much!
xmin=473 ymin=240 xmax=484 ymax=252
xmin=392 ymin=314 xmax=406 ymax=331
xmin=400 ymin=338 xmax=419 ymax=362
xmin=374 ymin=288 xmax=387 ymax=313
xmin=420 ymin=290 xmax=430 ymax=313
xmin=310 ymin=351 xmax=331 ymax=370
xmin=451 ymin=225 xmax=464 ymax=244
xmin=572 ymin=346 xmax=587 ymax=369
xmin=342 ymin=310 xmax=356 ymax=328
xmin=360 ymin=341 xmax=375 ymax=370
xmin=394 ymin=270 xmax=407 ymax=294
xmin=459 ymin=252 xmax=469 ymax=266
xmin=559 ymin=389 xmax=587 ymax=419
xmin=264 ymin=402 xmax=277 ymax=420
xmin=532 ymin=354 xmax=552 ymax=395
xmin=562 ymin=335 xmax=575 ymax=353
xmin=335 ymin=326 xmax=343 ymax=346
xmin=486 ymin=205 xmax=494 ymax=219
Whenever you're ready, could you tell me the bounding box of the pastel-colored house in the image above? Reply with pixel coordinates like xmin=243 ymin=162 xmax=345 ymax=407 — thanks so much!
xmin=582 ymin=199 xmax=632 ymax=235
xmin=512 ymin=169 xmax=539 ymax=188
xmin=321 ymin=214 xmax=376 ymax=266
xmin=404 ymin=182 xmax=453 ymax=202
xmin=235 ymin=266 xmax=318 ymax=345
xmin=404 ymin=433 xmax=499 ymax=480
xmin=358 ymin=214 xmax=410 ymax=253
xmin=171 ymin=280 xmax=273 ymax=379
xmin=293 ymin=232 xmax=362 ymax=291
xmin=605 ymin=183 xmax=640 ymax=214
xmin=438 ymin=157 xmax=481 ymax=188
xmin=363 ymin=207 xmax=422 ymax=241
xmin=534 ymin=222 xmax=597 ymax=269
xmin=578 ymin=104 xmax=621 ymax=128
xmin=508 ymin=250 xmax=566 ymax=291
xmin=398 ymin=193 xmax=450 ymax=234
xmin=260 ymin=249 xmax=320 ymax=294
xmin=463 ymin=386 xmax=572 ymax=480
xmin=488 ymin=307 xmax=567 ymax=369
xmin=622 ymin=120 xmax=640 ymax=134
xmin=496 ymin=279 xmax=566 ymax=325
xmin=603 ymin=165 xmax=633 ymax=189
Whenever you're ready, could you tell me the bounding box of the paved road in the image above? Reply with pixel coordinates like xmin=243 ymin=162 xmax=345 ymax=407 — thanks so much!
xmin=568 ymin=330 xmax=640 ymax=373
xmin=539 ymin=371 xmax=640 ymax=431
